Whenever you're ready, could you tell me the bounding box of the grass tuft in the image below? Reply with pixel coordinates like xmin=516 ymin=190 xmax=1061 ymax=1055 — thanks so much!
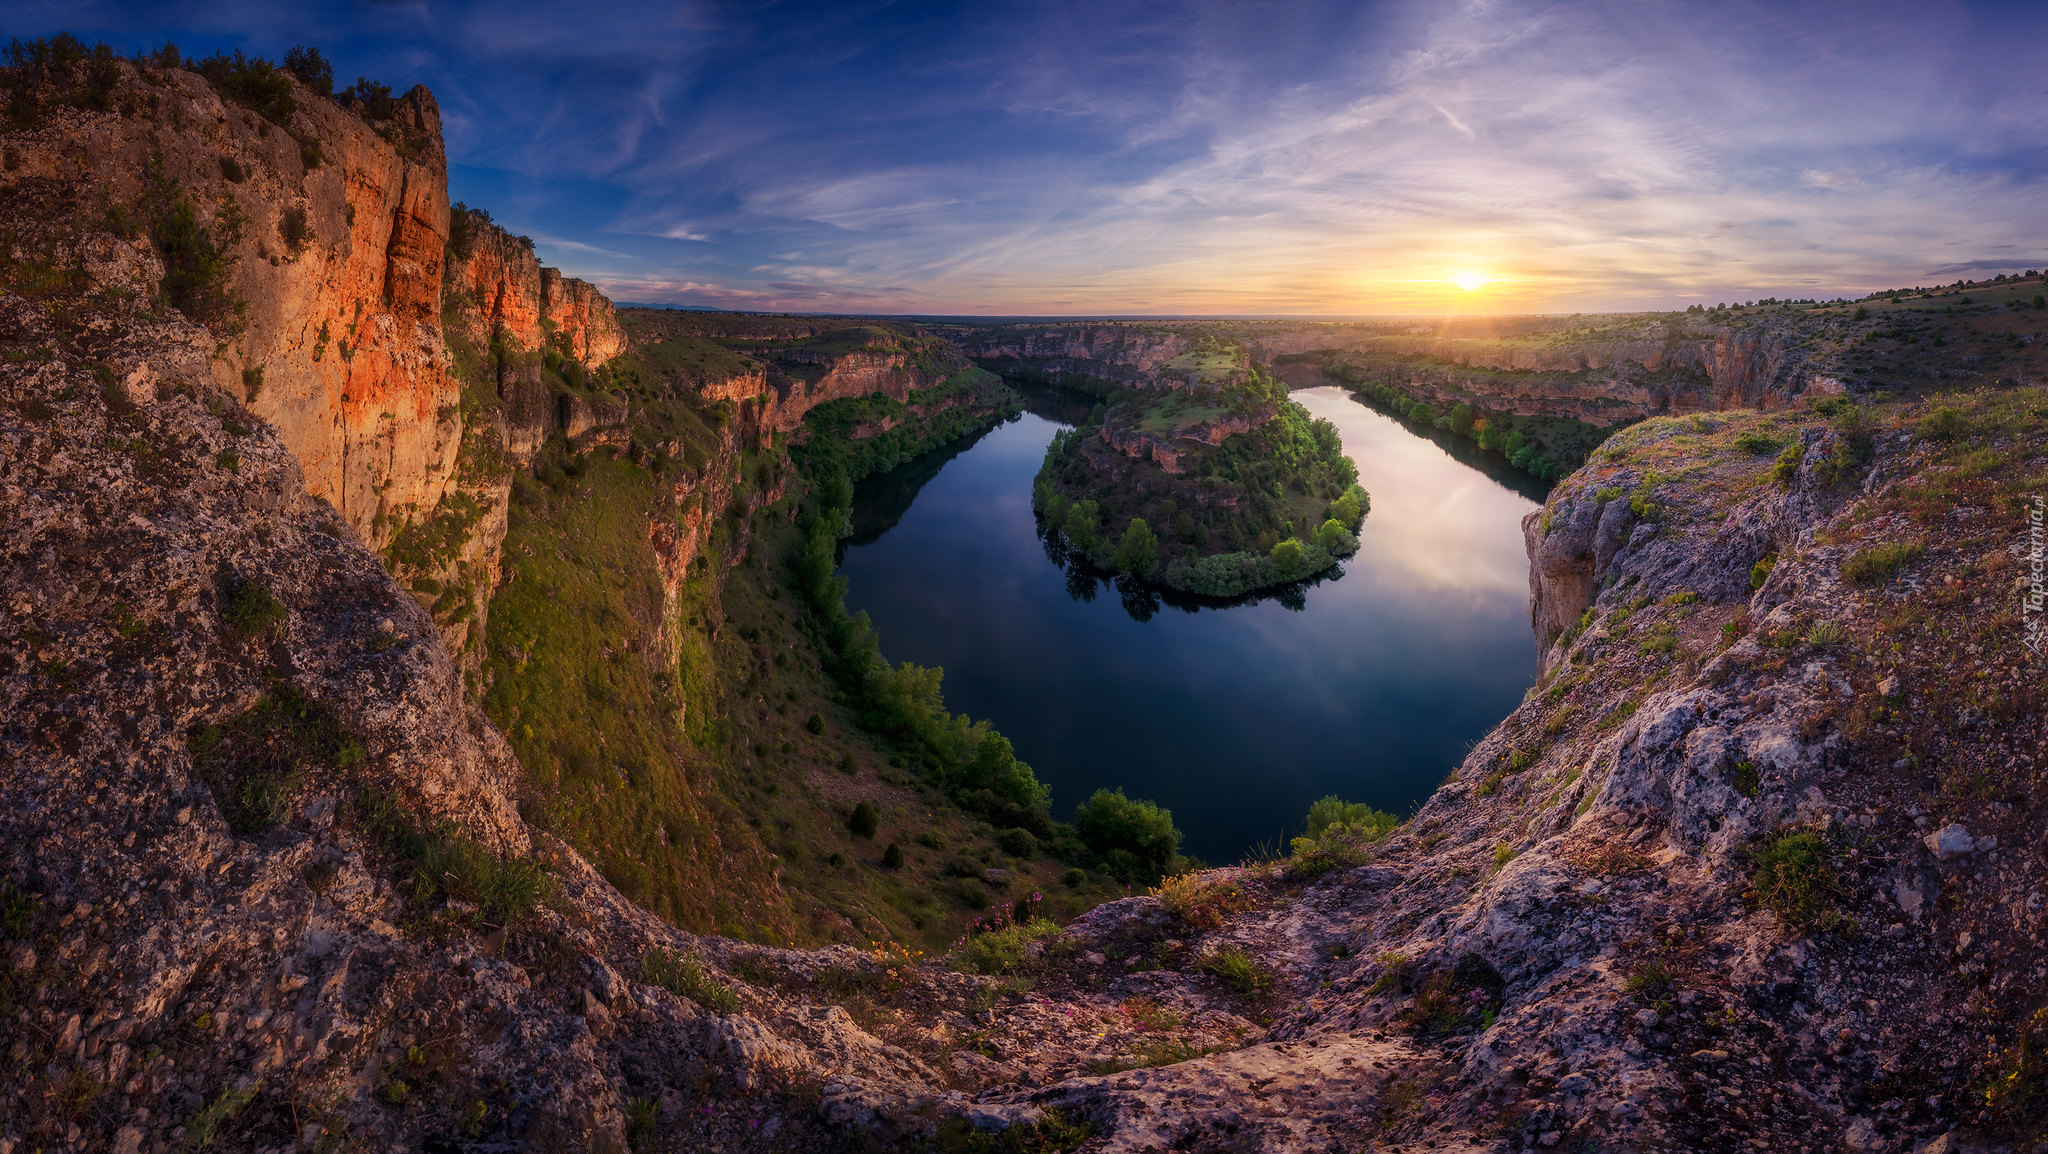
xmin=642 ymin=946 xmax=740 ymax=1012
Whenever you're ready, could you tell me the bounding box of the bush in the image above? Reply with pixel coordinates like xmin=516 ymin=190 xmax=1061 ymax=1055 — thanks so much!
xmin=342 ymin=77 xmax=396 ymax=120
xmin=996 ymin=827 xmax=1037 ymax=858
xmin=1195 ymin=945 xmax=1274 ymax=995
xmin=279 ymin=206 xmax=312 ymax=253
xmin=641 ymin=947 xmax=739 ymax=1011
xmin=1062 ymin=867 xmax=1086 ymax=888
xmin=1733 ymin=429 xmax=1781 ymax=455
xmin=952 ymin=918 xmax=1061 ymax=976
xmin=1841 ymin=542 xmax=1923 ymax=586
xmin=282 ymin=45 xmax=333 ymax=96
xmin=1769 ymin=441 xmax=1802 ymax=486
xmin=1289 ymin=796 xmax=1399 ymax=876
xmin=220 ymin=572 xmax=286 ymax=637
xmin=1075 ymin=788 xmax=1181 ymax=884
xmin=193 ymin=49 xmax=295 ymax=125
xmin=1750 ymin=554 xmax=1776 ymax=590
xmin=407 ymin=835 xmax=552 ymax=926
xmin=882 ymin=842 xmax=904 ymax=869
xmin=143 ymin=162 xmax=244 ymax=331
xmin=805 ymin=712 xmax=824 ymax=734
xmin=1917 ymin=405 xmax=1966 ymax=441
xmin=1153 ymin=872 xmax=1250 ymax=930
xmin=1748 ymin=830 xmax=1840 ymax=928
xmin=848 ymin=800 xmax=880 ymax=839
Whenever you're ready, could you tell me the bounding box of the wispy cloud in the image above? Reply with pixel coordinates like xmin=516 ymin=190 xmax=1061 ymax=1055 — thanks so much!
xmin=34 ymin=0 xmax=2048 ymax=313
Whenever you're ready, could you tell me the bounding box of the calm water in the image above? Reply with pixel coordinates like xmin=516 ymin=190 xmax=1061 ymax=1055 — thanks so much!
xmin=838 ymin=384 xmax=1542 ymax=863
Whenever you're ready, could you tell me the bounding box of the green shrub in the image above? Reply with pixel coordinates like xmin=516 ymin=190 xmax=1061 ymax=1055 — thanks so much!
xmin=642 ymin=946 xmax=739 ymax=1011
xmin=143 ymin=161 xmax=244 ymax=331
xmin=1841 ymin=542 xmax=1923 ymax=586
xmin=1749 ymin=554 xmax=1776 ymax=590
xmin=882 ymin=842 xmax=904 ymax=869
xmin=1289 ymin=796 xmax=1399 ymax=876
xmin=1748 ymin=830 xmax=1840 ymax=928
xmin=848 ymin=800 xmax=880 ymax=839
xmin=1075 ymin=788 xmax=1181 ymax=884
xmin=996 ymin=827 xmax=1037 ymax=858
xmin=219 ymin=573 xmax=286 ymax=637
xmin=1269 ymin=536 xmax=1305 ymax=575
xmin=193 ymin=49 xmax=295 ymax=125
xmin=1733 ymin=429 xmax=1782 ymax=455
xmin=1195 ymin=945 xmax=1274 ymax=995
xmin=932 ymin=1106 xmax=1093 ymax=1154
xmin=1769 ymin=441 xmax=1802 ymax=486
xmin=805 ymin=712 xmax=824 ymax=734
xmin=1917 ymin=405 xmax=1966 ymax=441
xmin=1062 ymin=867 xmax=1086 ymax=888
xmin=952 ymin=919 xmax=1061 ymax=976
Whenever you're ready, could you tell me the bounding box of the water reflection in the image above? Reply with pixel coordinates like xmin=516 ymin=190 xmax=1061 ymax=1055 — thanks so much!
xmin=837 ymin=385 xmax=1541 ymax=862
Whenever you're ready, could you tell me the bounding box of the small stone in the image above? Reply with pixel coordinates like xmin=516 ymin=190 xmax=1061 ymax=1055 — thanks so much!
xmin=1923 ymin=824 xmax=1975 ymax=861
xmin=112 ymin=1126 xmax=144 ymax=1154
xmin=1085 ymin=952 xmax=1106 ymax=966
xmin=1876 ymin=675 xmax=1900 ymax=698
xmin=1634 ymin=1009 xmax=1660 ymax=1027
xmin=1539 ymin=1131 xmax=1562 ymax=1147
xmin=8 ymin=943 xmax=33 ymax=971
xmin=175 ymin=807 xmax=192 ymax=825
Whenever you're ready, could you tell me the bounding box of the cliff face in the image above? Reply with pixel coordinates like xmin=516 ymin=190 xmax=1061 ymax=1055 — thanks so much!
xmin=444 ymin=224 xmax=625 ymax=370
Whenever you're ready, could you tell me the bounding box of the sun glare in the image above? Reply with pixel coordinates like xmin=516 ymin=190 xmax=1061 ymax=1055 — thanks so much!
xmin=1452 ymin=271 xmax=1489 ymax=292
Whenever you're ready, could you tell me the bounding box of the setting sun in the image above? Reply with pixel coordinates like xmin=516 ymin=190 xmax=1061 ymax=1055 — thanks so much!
xmin=1452 ymin=271 xmax=1489 ymax=291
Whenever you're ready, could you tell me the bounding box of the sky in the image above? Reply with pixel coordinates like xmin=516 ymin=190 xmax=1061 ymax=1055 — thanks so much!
xmin=16 ymin=0 xmax=2048 ymax=315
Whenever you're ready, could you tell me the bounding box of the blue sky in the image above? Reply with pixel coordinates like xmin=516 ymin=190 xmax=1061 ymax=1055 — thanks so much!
xmin=15 ymin=0 xmax=2048 ymax=313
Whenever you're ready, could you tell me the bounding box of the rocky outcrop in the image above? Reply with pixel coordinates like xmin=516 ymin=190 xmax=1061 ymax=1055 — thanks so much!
xmin=445 ymin=220 xmax=624 ymax=367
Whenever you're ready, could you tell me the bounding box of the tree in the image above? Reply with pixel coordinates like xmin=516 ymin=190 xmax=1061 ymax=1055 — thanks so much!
xmin=1063 ymin=499 xmax=1100 ymax=553
xmin=1074 ymin=788 xmax=1180 ymax=883
xmin=1270 ymin=537 xmax=1305 ymax=575
xmin=1114 ymin=517 xmax=1158 ymax=576
xmin=1448 ymin=403 xmax=1477 ymax=434
xmin=282 ymin=45 xmax=333 ymax=96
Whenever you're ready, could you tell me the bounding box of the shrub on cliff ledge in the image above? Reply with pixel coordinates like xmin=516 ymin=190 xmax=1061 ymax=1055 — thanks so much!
xmin=1842 ymin=541 xmax=1924 ymax=586
xmin=1289 ymin=796 xmax=1399 ymax=877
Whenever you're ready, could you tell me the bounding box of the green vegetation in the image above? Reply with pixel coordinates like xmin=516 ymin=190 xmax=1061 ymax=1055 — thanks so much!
xmin=218 ymin=571 xmax=285 ymax=638
xmin=1151 ymin=872 xmax=1252 ymax=929
xmin=641 ymin=946 xmax=740 ymax=1012
xmin=1195 ymin=945 xmax=1275 ymax=996
xmin=952 ymin=918 xmax=1062 ymax=975
xmin=353 ymin=789 xmax=553 ymax=927
xmin=187 ymin=1081 xmax=261 ymax=1148
xmin=931 ymin=1106 xmax=1093 ymax=1154
xmin=1074 ymin=788 xmax=1183 ymax=884
xmin=1325 ymin=361 xmax=1616 ymax=480
xmin=142 ymin=156 xmax=245 ymax=332
xmin=1032 ymin=367 xmax=1370 ymax=597
xmin=1289 ymin=795 xmax=1400 ymax=876
xmin=1842 ymin=541 xmax=1924 ymax=586
xmin=188 ymin=685 xmax=365 ymax=835
xmin=1747 ymin=830 xmax=1842 ymax=928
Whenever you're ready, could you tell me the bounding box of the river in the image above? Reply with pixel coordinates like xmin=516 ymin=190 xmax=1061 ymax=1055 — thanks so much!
xmin=838 ymin=383 xmax=1543 ymax=864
